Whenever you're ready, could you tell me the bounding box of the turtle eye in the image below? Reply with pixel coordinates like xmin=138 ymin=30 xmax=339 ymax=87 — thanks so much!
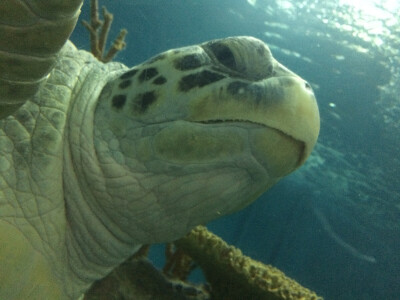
xmin=208 ymin=43 xmax=237 ymax=71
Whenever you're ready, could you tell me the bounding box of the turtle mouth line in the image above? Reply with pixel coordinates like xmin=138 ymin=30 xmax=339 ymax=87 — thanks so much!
xmin=195 ymin=118 xmax=306 ymax=168
xmin=197 ymin=118 xmax=264 ymax=126
xmin=196 ymin=118 xmax=293 ymax=138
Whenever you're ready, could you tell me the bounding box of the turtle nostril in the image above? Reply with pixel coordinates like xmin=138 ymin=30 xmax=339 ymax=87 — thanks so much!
xmin=305 ymin=82 xmax=312 ymax=90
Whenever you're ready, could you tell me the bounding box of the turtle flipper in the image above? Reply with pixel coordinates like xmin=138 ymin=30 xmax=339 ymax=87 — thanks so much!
xmin=0 ymin=0 xmax=83 ymax=119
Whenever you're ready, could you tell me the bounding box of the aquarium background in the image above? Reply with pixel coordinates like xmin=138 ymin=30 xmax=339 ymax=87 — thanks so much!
xmin=71 ymin=1 xmax=400 ymax=299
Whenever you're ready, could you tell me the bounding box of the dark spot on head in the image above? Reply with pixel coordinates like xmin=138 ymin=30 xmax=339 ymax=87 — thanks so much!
xmin=208 ymin=43 xmax=236 ymax=70
xmin=120 ymin=69 xmax=138 ymax=80
xmin=227 ymin=81 xmax=250 ymax=95
xmin=133 ymin=91 xmax=157 ymax=113
xmin=119 ymin=80 xmax=132 ymax=89
xmin=112 ymin=94 xmax=127 ymax=109
xmin=179 ymin=70 xmax=225 ymax=92
xmin=153 ymin=76 xmax=167 ymax=85
xmin=305 ymin=81 xmax=312 ymax=90
xmin=139 ymin=67 xmax=159 ymax=82
xmin=174 ymin=54 xmax=203 ymax=70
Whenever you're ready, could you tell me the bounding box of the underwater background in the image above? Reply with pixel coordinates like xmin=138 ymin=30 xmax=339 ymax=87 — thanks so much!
xmin=71 ymin=1 xmax=400 ymax=299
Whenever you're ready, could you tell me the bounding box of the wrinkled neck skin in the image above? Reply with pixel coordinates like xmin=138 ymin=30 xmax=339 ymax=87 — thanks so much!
xmin=62 ymin=65 xmax=144 ymax=297
xmin=63 ymin=72 xmax=273 ymax=297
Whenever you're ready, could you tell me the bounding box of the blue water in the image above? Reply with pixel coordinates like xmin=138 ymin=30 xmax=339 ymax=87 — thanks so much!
xmin=72 ymin=1 xmax=400 ymax=299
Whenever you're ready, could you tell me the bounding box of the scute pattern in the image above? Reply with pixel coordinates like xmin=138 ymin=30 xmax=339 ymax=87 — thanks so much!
xmin=179 ymin=70 xmax=226 ymax=92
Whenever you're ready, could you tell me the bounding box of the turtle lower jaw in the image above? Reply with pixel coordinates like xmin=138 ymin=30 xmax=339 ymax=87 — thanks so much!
xmin=250 ymin=126 xmax=306 ymax=177
xmin=194 ymin=119 xmax=306 ymax=177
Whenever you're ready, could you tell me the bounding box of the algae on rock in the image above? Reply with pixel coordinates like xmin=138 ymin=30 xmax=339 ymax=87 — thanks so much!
xmin=85 ymin=226 xmax=323 ymax=300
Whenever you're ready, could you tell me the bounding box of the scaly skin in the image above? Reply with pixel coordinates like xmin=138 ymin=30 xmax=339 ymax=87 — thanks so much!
xmin=0 ymin=1 xmax=320 ymax=299
xmin=0 ymin=0 xmax=83 ymax=118
xmin=0 ymin=42 xmax=125 ymax=299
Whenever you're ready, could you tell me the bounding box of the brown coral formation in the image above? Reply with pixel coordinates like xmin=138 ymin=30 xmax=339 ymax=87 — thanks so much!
xmin=82 ymin=0 xmax=127 ymax=62
xmin=84 ymin=257 xmax=210 ymax=300
xmin=163 ymin=243 xmax=196 ymax=281
xmin=84 ymin=226 xmax=323 ymax=300
xmin=174 ymin=226 xmax=323 ymax=300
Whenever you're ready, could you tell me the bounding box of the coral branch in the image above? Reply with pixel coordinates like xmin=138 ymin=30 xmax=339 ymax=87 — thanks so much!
xmin=84 ymin=226 xmax=322 ymax=300
xmin=82 ymin=0 xmax=127 ymax=62
xmin=175 ymin=226 xmax=324 ymax=300
xmin=84 ymin=258 xmax=210 ymax=300
xmin=103 ymin=28 xmax=127 ymax=63
xmin=98 ymin=6 xmax=113 ymax=57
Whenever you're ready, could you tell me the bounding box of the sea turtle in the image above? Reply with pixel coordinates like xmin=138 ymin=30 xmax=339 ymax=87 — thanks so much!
xmin=0 ymin=1 xmax=319 ymax=299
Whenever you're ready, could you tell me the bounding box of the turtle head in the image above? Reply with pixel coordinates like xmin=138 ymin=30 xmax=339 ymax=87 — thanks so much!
xmin=93 ymin=36 xmax=319 ymax=243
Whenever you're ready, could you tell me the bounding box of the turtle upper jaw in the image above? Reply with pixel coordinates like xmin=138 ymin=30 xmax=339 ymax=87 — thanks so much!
xmin=187 ymin=73 xmax=320 ymax=170
xmin=192 ymin=119 xmax=306 ymax=177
